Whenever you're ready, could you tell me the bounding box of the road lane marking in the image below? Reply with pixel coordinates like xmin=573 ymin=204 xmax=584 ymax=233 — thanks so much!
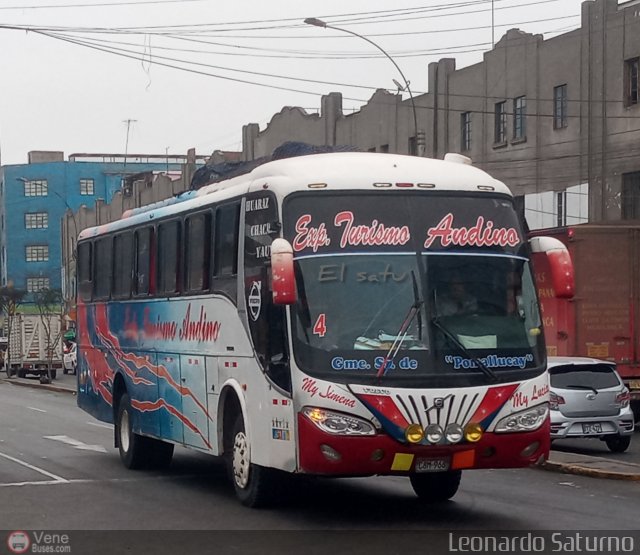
xmin=43 ymin=435 xmax=107 ymax=453
xmin=86 ymin=421 xmax=113 ymax=430
xmin=0 ymin=451 xmax=67 ymax=482
xmin=27 ymin=406 xmax=47 ymax=413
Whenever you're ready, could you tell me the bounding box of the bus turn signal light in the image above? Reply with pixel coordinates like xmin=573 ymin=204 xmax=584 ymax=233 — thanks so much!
xmin=464 ymin=422 xmax=483 ymax=443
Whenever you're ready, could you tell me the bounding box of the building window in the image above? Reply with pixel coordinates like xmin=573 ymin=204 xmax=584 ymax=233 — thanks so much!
xmin=24 ymin=180 xmax=48 ymax=197
xmin=513 ymin=96 xmax=526 ymax=140
xmin=625 ymin=58 xmax=639 ymax=107
xmin=80 ymin=178 xmax=95 ymax=195
xmin=556 ymin=191 xmax=566 ymax=227
xmin=26 ymin=245 xmax=49 ymax=262
xmin=26 ymin=277 xmax=50 ymax=292
xmin=408 ymin=136 xmax=417 ymax=155
xmin=553 ymin=84 xmax=568 ymax=128
xmin=380 ymin=144 xmax=389 ymax=153
xmin=25 ymin=212 xmax=49 ymax=229
xmin=623 ymin=171 xmax=640 ymax=219
xmin=460 ymin=112 xmax=471 ymax=151
xmin=494 ymin=101 xmax=506 ymax=144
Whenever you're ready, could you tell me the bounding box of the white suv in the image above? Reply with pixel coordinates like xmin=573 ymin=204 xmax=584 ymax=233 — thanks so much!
xmin=63 ymin=342 xmax=77 ymax=375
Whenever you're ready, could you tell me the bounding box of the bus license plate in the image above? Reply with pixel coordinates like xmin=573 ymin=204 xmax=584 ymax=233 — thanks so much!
xmin=582 ymin=422 xmax=602 ymax=434
xmin=415 ymin=457 xmax=450 ymax=473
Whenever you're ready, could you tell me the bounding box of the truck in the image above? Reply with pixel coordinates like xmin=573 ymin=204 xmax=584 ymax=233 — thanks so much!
xmin=530 ymin=223 xmax=640 ymax=420
xmin=5 ymin=312 xmax=63 ymax=380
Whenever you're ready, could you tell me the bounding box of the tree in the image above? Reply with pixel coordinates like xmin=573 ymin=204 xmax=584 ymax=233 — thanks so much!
xmin=0 ymin=286 xmax=26 ymax=378
xmin=33 ymin=288 xmax=64 ymax=384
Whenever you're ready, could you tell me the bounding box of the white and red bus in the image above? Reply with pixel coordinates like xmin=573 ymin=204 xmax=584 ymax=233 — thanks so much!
xmin=76 ymin=152 xmax=573 ymax=507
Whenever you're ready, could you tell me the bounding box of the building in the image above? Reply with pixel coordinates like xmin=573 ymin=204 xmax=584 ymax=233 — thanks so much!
xmin=0 ymin=151 xmax=204 ymax=295
xmin=239 ymin=0 xmax=640 ymax=229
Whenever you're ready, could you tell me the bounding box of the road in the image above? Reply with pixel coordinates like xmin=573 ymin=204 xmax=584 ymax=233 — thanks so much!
xmin=1 ymin=378 xmax=638 ymax=537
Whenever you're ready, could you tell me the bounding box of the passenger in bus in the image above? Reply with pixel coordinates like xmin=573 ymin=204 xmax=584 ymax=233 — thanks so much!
xmin=436 ymin=274 xmax=478 ymax=317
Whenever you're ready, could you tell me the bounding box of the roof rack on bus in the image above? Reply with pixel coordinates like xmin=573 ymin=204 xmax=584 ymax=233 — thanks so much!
xmin=119 ymin=142 xmax=360 ymax=220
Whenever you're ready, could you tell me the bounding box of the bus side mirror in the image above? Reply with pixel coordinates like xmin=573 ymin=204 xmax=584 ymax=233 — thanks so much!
xmin=529 ymin=236 xmax=574 ymax=299
xmin=270 ymin=238 xmax=297 ymax=305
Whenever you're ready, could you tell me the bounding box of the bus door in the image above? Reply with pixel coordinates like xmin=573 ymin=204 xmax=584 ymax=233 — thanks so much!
xmin=180 ymin=353 xmax=212 ymax=450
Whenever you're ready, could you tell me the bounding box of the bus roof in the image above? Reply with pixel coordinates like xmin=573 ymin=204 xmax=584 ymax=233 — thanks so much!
xmin=78 ymin=152 xmax=511 ymax=240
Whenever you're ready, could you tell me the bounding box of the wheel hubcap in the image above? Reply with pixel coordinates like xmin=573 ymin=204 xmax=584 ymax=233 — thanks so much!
xmin=120 ymin=409 xmax=131 ymax=453
xmin=232 ymin=431 xmax=250 ymax=489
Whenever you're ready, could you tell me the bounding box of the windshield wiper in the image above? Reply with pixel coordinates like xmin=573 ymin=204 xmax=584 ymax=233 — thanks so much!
xmin=376 ymin=271 xmax=423 ymax=379
xmin=431 ymin=317 xmax=498 ymax=382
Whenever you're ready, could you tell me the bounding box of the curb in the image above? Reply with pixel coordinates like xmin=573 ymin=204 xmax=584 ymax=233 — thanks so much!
xmin=0 ymin=377 xmax=76 ymax=396
xmin=542 ymin=459 xmax=640 ymax=481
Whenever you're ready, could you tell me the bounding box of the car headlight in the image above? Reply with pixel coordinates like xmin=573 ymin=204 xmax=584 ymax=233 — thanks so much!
xmin=495 ymin=403 xmax=549 ymax=433
xmin=302 ymin=407 xmax=376 ymax=436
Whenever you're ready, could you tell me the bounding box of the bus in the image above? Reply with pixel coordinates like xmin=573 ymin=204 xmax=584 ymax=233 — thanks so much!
xmin=76 ymin=151 xmax=574 ymax=507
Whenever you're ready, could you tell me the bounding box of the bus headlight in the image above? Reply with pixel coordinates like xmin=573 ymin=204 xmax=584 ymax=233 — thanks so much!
xmin=302 ymin=407 xmax=376 ymax=436
xmin=495 ymin=403 xmax=549 ymax=433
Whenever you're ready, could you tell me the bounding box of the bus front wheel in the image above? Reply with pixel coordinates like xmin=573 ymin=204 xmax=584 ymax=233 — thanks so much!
xmin=410 ymin=470 xmax=462 ymax=502
xmin=228 ymin=414 xmax=278 ymax=508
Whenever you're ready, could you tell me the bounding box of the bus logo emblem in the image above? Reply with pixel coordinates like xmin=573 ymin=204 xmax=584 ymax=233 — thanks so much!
xmin=425 ymin=394 xmax=453 ymax=413
xmin=248 ymin=281 xmax=262 ymax=321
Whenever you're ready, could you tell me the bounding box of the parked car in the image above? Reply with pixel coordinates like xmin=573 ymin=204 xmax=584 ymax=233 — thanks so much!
xmin=548 ymin=356 xmax=635 ymax=452
xmin=63 ymin=341 xmax=77 ymax=375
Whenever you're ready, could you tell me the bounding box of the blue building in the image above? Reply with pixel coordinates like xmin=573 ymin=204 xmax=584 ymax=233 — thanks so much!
xmin=0 ymin=151 xmax=190 ymax=294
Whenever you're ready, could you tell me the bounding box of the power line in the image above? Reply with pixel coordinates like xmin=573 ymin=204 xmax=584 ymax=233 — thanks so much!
xmin=0 ymin=0 xmax=209 ymax=9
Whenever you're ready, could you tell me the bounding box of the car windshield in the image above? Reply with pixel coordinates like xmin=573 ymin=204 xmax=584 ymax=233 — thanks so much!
xmin=285 ymin=192 xmax=545 ymax=386
xmin=550 ymin=364 xmax=620 ymax=390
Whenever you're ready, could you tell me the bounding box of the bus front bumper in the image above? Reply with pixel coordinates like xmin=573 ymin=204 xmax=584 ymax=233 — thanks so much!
xmin=297 ymin=413 xmax=550 ymax=476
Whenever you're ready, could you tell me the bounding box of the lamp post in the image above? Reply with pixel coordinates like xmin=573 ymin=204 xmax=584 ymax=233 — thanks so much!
xmin=304 ymin=17 xmax=423 ymax=156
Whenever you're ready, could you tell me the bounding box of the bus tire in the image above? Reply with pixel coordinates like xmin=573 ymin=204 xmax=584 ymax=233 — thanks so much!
xmin=116 ymin=393 xmax=147 ymax=470
xmin=228 ymin=413 xmax=278 ymax=508
xmin=410 ymin=470 xmax=462 ymax=502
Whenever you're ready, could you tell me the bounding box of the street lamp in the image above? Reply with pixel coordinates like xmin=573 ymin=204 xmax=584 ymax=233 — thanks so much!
xmin=304 ymin=17 xmax=423 ymax=156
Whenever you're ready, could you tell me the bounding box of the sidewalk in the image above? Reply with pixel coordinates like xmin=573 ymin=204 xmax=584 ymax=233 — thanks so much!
xmin=543 ymin=449 xmax=640 ymax=481
xmin=2 ymin=371 xmax=639 ymax=480
xmin=0 ymin=371 xmax=77 ymax=395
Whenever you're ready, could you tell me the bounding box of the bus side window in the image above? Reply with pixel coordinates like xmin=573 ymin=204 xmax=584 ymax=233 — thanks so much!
xmin=212 ymin=202 xmax=240 ymax=299
xmin=94 ymin=237 xmax=112 ymax=300
xmin=185 ymin=212 xmax=211 ymax=292
xmin=78 ymin=242 xmax=93 ymax=302
xmin=157 ymin=220 xmax=181 ymax=295
xmin=135 ymin=227 xmax=153 ymax=296
xmin=113 ymin=232 xmax=134 ymax=299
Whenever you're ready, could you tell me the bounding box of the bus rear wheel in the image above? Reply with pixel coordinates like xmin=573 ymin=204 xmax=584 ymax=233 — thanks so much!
xmin=117 ymin=393 xmax=148 ymax=469
xmin=228 ymin=414 xmax=278 ymax=508
xmin=116 ymin=393 xmax=174 ymax=469
xmin=410 ymin=470 xmax=462 ymax=502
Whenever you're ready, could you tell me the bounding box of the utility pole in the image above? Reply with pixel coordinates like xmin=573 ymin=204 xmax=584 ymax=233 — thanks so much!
xmin=123 ymin=119 xmax=137 ymax=167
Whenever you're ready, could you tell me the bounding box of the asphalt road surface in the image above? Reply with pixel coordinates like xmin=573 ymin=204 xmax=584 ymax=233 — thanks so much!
xmin=1 ymin=378 xmax=638 ymax=554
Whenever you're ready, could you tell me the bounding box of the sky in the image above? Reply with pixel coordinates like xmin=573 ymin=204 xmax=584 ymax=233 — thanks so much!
xmin=0 ymin=0 xmax=589 ymax=166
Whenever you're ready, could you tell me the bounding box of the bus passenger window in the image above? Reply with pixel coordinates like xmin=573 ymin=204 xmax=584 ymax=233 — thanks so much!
xmin=78 ymin=242 xmax=93 ymax=302
xmin=214 ymin=204 xmax=240 ymax=277
xmin=113 ymin=232 xmax=134 ymax=299
xmin=135 ymin=227 xmax=152 ymax=296
xmin=157 ymin=220 xmax=181 ymax=295
xmin=186 ymin=212 xmax=211 ymax=291
xmin=94 ymin=237 xmax=112 ymax=300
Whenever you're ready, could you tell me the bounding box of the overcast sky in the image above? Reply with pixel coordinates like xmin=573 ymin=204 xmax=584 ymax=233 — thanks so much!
xmin=0 ymin=0 xmax=588 ymax=166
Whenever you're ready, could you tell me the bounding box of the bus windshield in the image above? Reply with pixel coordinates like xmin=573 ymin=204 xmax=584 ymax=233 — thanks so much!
xmin=284 ymin=193 xmax=545 ymax=386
